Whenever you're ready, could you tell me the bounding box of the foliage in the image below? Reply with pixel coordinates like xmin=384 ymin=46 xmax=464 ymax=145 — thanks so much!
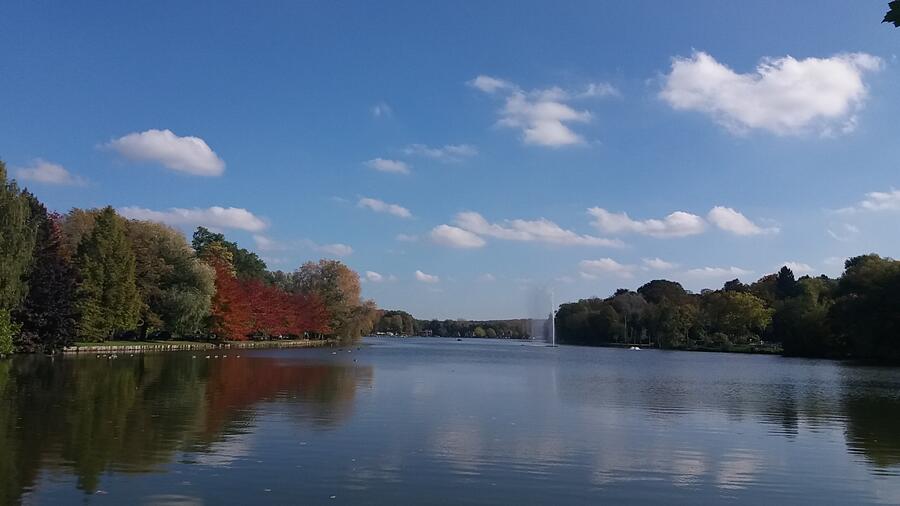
xmin=286 ymin=259 xmax=375 ymax=340
xmin=73 ymin=207 xmax=141 ymax=341
xmin=126 ymin=220 xmax=215 ymax=337
xmin=13 ymin=197 xmax=77 ymax=352
xmin=419 ymin=318 xmax=529 ymax=338
xmin=0 ymin=161 xmax=36 ymax=310
xmin=830 ymin=255 xmax=900 ymax=361
xmin=0 ymin=309 xmax=16 ymax=356
xmin=886 ymin=1 xmax=900 ymax=27
xmin=192 ymin=227 xmax=268 ymax=281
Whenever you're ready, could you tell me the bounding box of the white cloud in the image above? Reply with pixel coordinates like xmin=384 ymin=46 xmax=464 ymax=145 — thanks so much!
xmin=366 ymin=271 xmax=385 ymax=283
xmin=396 ymin=233 xmax=418 ymax=242
xmin=707 ymin=206 xmax=778 ymax=236
xmin=365 ymin=158 xmax=410 ymax=174
xmin=588 ymin=207 xmax=705 ymax=238
xmin=415 ymin=270 xmax=440 ymax=283
xmin=477 ymin=273 xmax=496 ymax=282
xmin=454 ymin=211 xmax=622 ymax=247
xmin=313 ymin=242 xmax=353 ymax=257
xmin=499 ymin=90 xmax=591 ymax=147
xmin=643 ymin=257 xmax=677 ymax=270
xmin=15 ymin=159 xmax=85 ymax=186
xmin=105 ymin=129 xmax=225 ymax=176
xmin=660 ymin=51 xmax=882 ymax=135
xmin=358 ymin=197 xmax=412 ymax=218
xmin=371 ymin=101 xmax=392 ymax=118
xmin=430 ymin=225 xmax=486 ymax=249
xmin=118 ymin=206 xmax=266 ymax=232
xmin=469 ymin=75 xmax=616 ymax=148
xmin=838 ymin=189 xmax=900 ymax=213
xmin=402 ymin=144 xmax=478 ymax=161
xmin=779 ymin=261 xmax=814 ymax=275
xmin=684 ymin=266 xmax=753 ymax=278
xmin=468 ymin=75 xmax=513 ymax=93
xmin=579 ymin=258 xmax=635 ymax=278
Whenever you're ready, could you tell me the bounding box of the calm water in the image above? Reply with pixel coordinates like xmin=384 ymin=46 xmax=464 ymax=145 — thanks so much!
xmin=2 ymin=338 xmax=900 ymax=505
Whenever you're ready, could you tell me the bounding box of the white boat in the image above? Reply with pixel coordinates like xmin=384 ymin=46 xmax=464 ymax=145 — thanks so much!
xmin=629 ymin=346 xmax=641 ymax=350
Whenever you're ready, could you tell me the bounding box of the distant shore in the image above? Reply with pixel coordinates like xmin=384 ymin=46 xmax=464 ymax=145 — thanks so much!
xmin=63 ymin=338 xmax=337 ymax=354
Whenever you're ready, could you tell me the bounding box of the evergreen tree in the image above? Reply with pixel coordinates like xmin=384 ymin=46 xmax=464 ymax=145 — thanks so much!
xmin=74 ymin=207 xmax=141 ymax=341
xmin=13 ymin=193 xmax=77 ymax=352
xmin=0 ymin=161 xmax=36 ymax=311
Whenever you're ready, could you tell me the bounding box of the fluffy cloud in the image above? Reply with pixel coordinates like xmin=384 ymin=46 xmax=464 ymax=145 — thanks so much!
xmin=643 ymin=257 xmax=677 ymax=270
xmin=118 ymin=206 xmax=266 ymax=232
xmin=779 ymin=261 xmax=814 ymax=275
xmin=366 ymin=271 xmax=385 ymax=282
xmin=105 ymin=129 xmax=225 ymax=176
xmin=588 ymin=207 xmax=705 ymax=238
xmin=402 ymin=144 xmax=478 ymax=161
xmin=838 ymin=189 xmax=900 ymax=213
xmin=453 ymin=211 xmax=622 ymax=247
xmin=469 ymin=75 xmax=617 ymax=147
xmin=707 ymin=206 xmax=778 ymax=235
xmin=430 ymin=225 xmax=486 ymax=249
xmin=365 ymin=158 xmax=410 ymax=174
xmin=468 ymin=75 xmax=513 ymax=93
xmin=579 ymin=258 xmax=635 ymax=278
xmin=358 ymin=197 xmax=412 ymax=218
xmin=15 ymin=159 xmax=85 ymax=186
xmin=683 ymin=266 xmax=752 ymax=278
xmin=660 ymin=51 xmax=882 ymax=135
xmin=253 ymin=235 xmax=352 ymax=257
xmin=415 ymin=270 xmax=440 ymax=283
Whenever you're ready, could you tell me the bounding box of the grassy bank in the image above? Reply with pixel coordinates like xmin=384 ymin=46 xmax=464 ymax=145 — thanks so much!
xmin=65 ymin=338 xmax=337 ymax=354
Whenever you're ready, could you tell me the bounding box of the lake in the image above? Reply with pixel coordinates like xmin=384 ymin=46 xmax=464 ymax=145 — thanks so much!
xmin=2 ymin=337 xmax=900 ymax=505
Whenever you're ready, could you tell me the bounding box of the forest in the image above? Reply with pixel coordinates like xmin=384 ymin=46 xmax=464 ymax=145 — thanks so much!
xmin=555 ymin=258 xmax=900 ymax=362
xmin=374 ymin=310 xmax=530 ymax=339
xmin=0 ymin=162 xmax=379 ymax=354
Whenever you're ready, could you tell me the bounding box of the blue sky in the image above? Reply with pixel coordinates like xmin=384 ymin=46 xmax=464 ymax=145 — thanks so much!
xmin=2 ymin=1 xmax=899 ymax=319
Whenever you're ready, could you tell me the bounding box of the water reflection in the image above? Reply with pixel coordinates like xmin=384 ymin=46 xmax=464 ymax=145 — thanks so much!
xmin=2 ymin=341 xmax=900 ymax=504
xmin=0 ymin=353 xmax=371 ymax=504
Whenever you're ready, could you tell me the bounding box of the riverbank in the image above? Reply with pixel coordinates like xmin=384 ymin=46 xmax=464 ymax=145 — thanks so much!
xmin=63 ymin=338 xmax=338 ymax=354
xmin=563 ymin=341 xmax=784 ymax=355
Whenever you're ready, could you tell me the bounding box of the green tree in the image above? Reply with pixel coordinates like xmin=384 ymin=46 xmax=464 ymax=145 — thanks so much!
xmin=0 ymin=161 xmax=36 ymax=311
xmin=13 ymin=195 xmax=77 ymax=352
xmin=473 ymin=326 xmax=486 ymax=337
xmin=126 ymin=220 xmax=215 ymax=338
xmin=830 ymin=254 xmax=900 ymax=361
xmin=886 ymin=1 xmax=900 ymax=27
xmin=74 ymin=207 xmax=141 ymax=341
xmin=701 ymin=291 xmax=772 ymax=343
xmin=776 ymin=276 xmax=837 ymax=357
xmin=192 ymin=227 xmax=268 ymax=280
xmin=0 ymin=309 xmax=16 ymax=356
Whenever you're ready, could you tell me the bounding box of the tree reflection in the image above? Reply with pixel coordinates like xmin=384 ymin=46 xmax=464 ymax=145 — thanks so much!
xmin=0 ymin=353 xmax=370 ymax=504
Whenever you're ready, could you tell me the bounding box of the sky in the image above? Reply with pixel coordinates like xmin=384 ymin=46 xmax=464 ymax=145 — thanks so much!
xmin=2 ymin=1 xmax=899 ymax=320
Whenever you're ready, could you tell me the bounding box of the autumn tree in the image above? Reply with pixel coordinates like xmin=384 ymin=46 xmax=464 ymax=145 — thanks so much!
xmin=192 ymin=227 xmax=268 ymax=280
xmin=288 ymin=260 xmax=375 ymax=340
xmin=74 ymin=207 xmax=141 ymax=341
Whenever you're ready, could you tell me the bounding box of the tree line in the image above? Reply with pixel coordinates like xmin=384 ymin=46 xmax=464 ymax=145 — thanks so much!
xmin=0 ymin=161 xmax=377 ymax=354
xmin=555 ymin=258 xmax=900 ymax=361
xmin=374 ymin=310 xmax=530 ymax=339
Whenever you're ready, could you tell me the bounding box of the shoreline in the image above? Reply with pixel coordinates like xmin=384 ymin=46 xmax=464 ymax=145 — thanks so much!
xmin=62 ymin=338 xmax=338 ymax=354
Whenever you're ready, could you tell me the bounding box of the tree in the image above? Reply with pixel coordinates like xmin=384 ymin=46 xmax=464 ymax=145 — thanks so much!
xmin=73 ymin=207 xmax=141 ymax=341
xmin=0 ymin=309 xmax=16 ymax=356
xmin=701 ymin=291 xmax=772 ymax=344
xmin=290 ymin=260 xmax=371 ymax=340
xmin=192 ymin=227 xmax=268 ymax=280
xmin=776 ymin=276 xmax=837 ymax=357
xmin=886 ymin=1 xmax=900 ymax=27
xmin=473 ymin=326 xmax=486 ymax=337
xmin=775 ymin=266 xmax=798 ymax=299
xmin=637 ymin=280 xmax=688 ymax=305
xmin=203 ymin=243 xmax=251 ymax=340
xmin=126 ymin=220 xmax=215 ymax=338
xmin=0 ymin=161 xmax=36 ymax=311
xmin=830 ymin=255 xmax=900 ymax=361
xmin=13 ymin=195 xmax=77 ymax=352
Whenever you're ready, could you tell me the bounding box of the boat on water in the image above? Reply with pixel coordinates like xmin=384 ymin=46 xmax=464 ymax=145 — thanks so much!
xmin=629 ymin=346 xmax=641 ymax=350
